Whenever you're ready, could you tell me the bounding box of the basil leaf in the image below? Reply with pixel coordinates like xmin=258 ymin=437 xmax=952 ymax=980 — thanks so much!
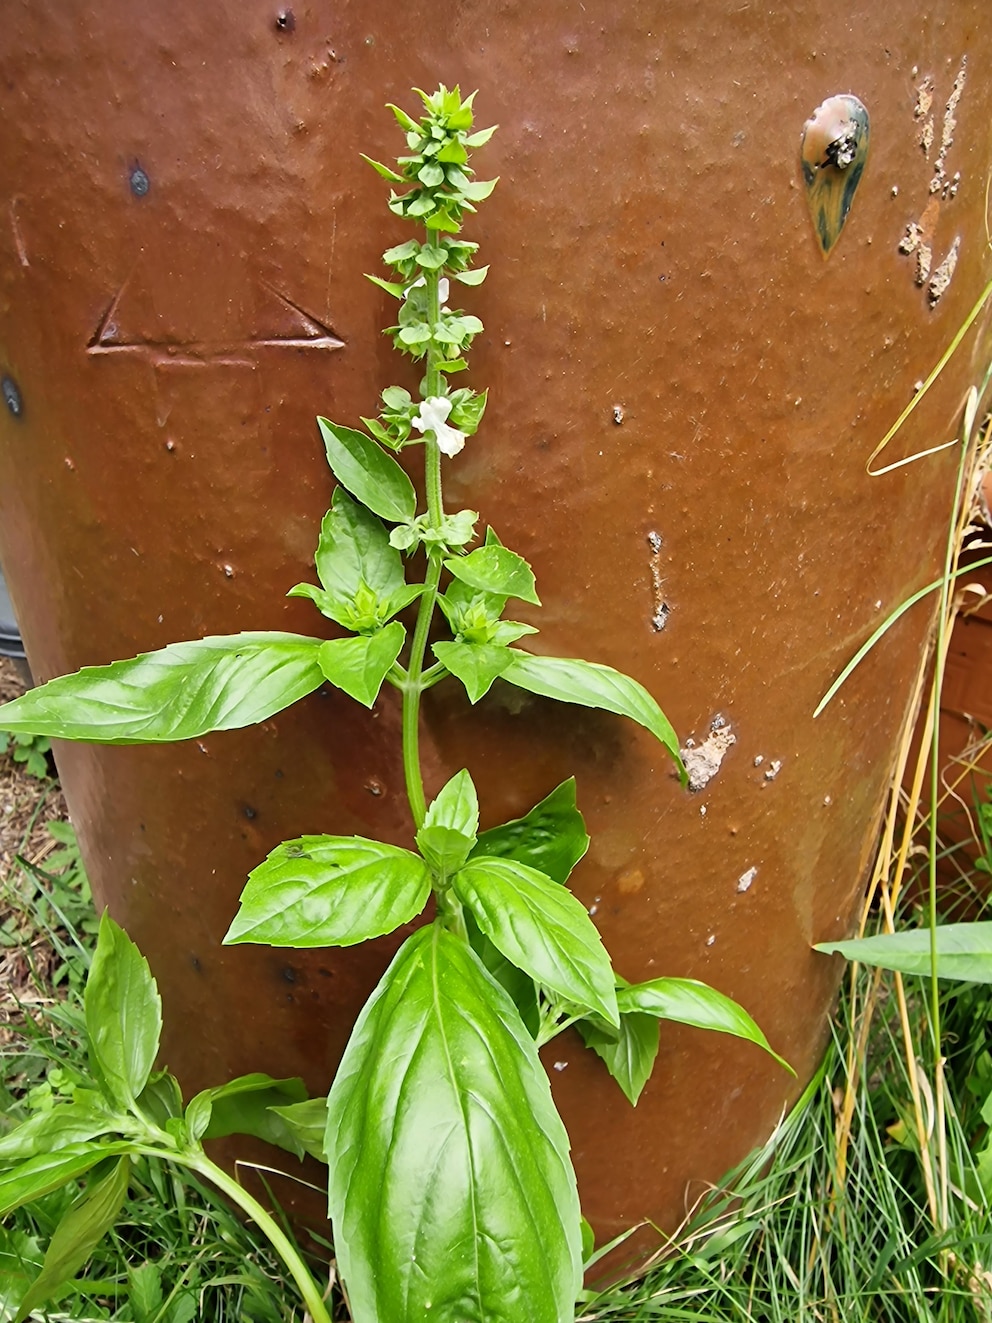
xmin=85 ymin=913 xmax=162 ymax=1109
xmin=618 ymin=978 xmax=792 ymax=1073
xmin=318 ymin=623 xmax=405 ymax=708
xmin=0 ymin=633 xmax=325 ymax=744
xmin=432 ymin=640 xmax=512 ymax=702
xmin=465 ymin=914 xmax=541 ymax=1038
xmin=318 ymin=419 xmax=417 ymax=523
xmin=268 ymin=1098 xmax=329 ymax=1163
xmin=224 ymin=837 xmax=431 ymax=948
xmin=444 ymin=544 xmax=540 ymax=605
xmin=135 ymin=1071 xmax=184 ymax=1128
xmin=186 ymin=1074 xmax=309 ymax=1155
xmin=0 ymin=1145 xmax=131 ymax=1218
xmin=325 ymin=925 xmax=582 ymax=1323
xmin=472 ymin=778 xmax=589 ymax=885
xmin=15 ymin=1156 xmax=131 ymax=1323
xmin=453 ymin=857 xmax=619 ymax=1027
xmin=815 ymin=923 xmax=992 ymax=983
xmin=577 ymin=1014 xmax=660 ymax=1105
xmin=502 ymin=652 xmax=683 ymax=771
xmin=0 ymin=1099 xmax=124 ymax=1163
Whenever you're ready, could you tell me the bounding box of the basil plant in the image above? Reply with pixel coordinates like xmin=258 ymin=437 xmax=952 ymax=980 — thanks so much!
xmin=0 ymin=87 xmax=789 ymax=1323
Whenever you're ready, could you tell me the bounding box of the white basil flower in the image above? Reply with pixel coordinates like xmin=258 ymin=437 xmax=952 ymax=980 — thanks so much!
xmin=411 ymin=396 xmax=466 ymax=457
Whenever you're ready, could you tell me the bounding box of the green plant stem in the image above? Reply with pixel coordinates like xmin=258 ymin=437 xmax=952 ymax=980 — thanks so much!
xmin=400 ymin=260 xmax=447 ymax=831
xmin=169 ymin=1152 xmax=334 ymax=1323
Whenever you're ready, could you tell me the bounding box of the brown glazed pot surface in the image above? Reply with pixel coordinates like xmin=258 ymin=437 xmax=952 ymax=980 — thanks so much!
xmin=2 ymin=0 xmax=991 ymax=1256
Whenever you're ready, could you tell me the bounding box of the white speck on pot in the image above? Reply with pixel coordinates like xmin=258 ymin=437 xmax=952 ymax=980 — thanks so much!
xmin=764 ymin=759 xmax=783 ymax=781
xmin=700 ymin=804 xmax=707 ymax=816
xmin=824 ymin=794 xmax=832 ymax=806
xmin=706 ymin=934 xmax=716 ymax=946
xmin=553 ymin=1061 xmax=568 ymax=1072
xmin=754 ymin=754 xmax=764 ymax=766
xmin=737 ymin=866 xmax=757 ymax=893
xmin=681 ymin=718 xmax=736 ymax=791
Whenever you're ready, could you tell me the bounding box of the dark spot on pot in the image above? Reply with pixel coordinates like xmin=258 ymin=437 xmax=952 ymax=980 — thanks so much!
xmin=281 ymin=965 xmax=298 ymax=984
xmin=242 ymin=803 xmax=257 ymax=820
xmin=190 ymin=954 xmax=202 ymax=972
xmin=274 ymin=8 xmax=295 ymax=32
xmin=317 ymin=966 xmax=333 ymax=978
xmin=129 ymin=166 xmax=150 ymax=198
xmin=274 ymin=768 xmax=284 ymax=779
xmin=2 ymin=376 xmax=23 ymax=418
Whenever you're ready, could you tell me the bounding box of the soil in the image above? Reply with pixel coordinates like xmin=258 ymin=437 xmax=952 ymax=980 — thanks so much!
xmin=0 ymin=656 xmax=70 ymax=1039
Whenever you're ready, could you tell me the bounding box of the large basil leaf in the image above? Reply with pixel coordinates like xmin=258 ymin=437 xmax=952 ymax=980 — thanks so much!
xmin=15 ymin=1156 xmax=130 ymax=1323
xmin=0 ymin=1096 xmax=123 ymax=1163
xmin=416 ymin=769 xmax=479 ymax=875
xmin=453 ymin=857 xmax=618 ymax=1027
xmin=618 ymin=978 xmax=791 ymax=1072
xmin=318 ymin=623 xmax=405 ymax=708
xmin=815 ymin=923 xmax=992 ymax=983
xmin=85 ymin=913 xmax=162 ymax=1109
xmin=502 ymin=652 xmax=683 ymax=771
xmin=318 ymin=418 xmax=417 ymax=523
xmin=268 ymin=1098 xmax=329 ymax=1162
xmin=224 ymin=836 xmax=431 ymax=948
xmin=432 ymin=640 xmax=512 ymax=702
xmin=443 ymin=544 xmax=540 ymax=605
xmin=576 ymin=1014 xmax=660 ymax=1106
xmin=325 ymin=925 xmax=582 ymax=1323
xmin=472 ymin=778 xmax=589 ymax=885
xmin=0 ymin=1145 xmax=131 ymax=1218
xmin=0 ymin=633 xmax=325 ymax=744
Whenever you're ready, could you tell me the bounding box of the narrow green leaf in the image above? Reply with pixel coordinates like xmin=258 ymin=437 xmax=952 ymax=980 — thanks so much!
xmin=460 ymin=177 xmax=499 ymax=201
xmin=618 ymin=978 xmax=792 ymax=1073
xmin=0 ymin=634 xmax=326 ymax=744
xmin=432 ymin=640 xmax=513 ymax=702
xmin=326 ymin=925 xmax=582 ymax=1323
xmin=318 ymin=623 xmax=405 ymax=708
xmin=364 ymin=273 xmax=406 ymax=298
xmin=464 ymin=125 xmax=498 ymax=148
xmin=224 ymin=836 xmax=431 ymax=948
xmin=444 ymin=544 xmax=540 ymax=605
xmin=360 ymin=154 xmax=405 ymax=183
xmin=268 ymin=1097 xmax=329 ymax=1163
xmin=472 ymin=778 xmax=589 ymax=885
xmin=815 ymin=923 xmax=992 ymax=983
xmin=0 ymin=1098 xmax=123 ymax=1163
xmin=453 ymin=856 xmax=619 ymax=1027
xmin=85 ymin=913 xmax=162 ymax=1108
xmin=502 ymin=652 xmax=684 ymax=774
xmin=15 ymin=1156 xmax=130 ymax=1323
xmin=386 ymin=104 xmax=420 ymax=133
xmin=0 ymin=1144 xmax=131 ymax=1218
xmin=577 ymin=1013 xmax=660 ymax=1105
xmin=317 ymin=418 xmax=417 ymax=523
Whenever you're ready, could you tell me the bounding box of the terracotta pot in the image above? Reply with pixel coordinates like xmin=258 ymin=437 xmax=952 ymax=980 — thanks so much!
xmin=2 ymin=0 xmax=991 ymax=1256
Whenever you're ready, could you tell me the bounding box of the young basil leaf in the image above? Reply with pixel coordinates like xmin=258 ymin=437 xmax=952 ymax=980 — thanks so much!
xmin=268 ymin=1097 xmax=329 ymax=1163
xmin=576 ymin=1014 xmax=660 ymax=1106
xmin=0 ymin=1144 xmax=131 ymax=1218
xmin=432 ymin=640 xmax=512 ymax=703
xmin=502 ymin=652 xmax=684 ymax=775
xmin=187 ymin=1074 xmax=309 ymax=1155
xmin=317 ymin=418 xmax=417 ymax=523
xmin=443 ymin=544 xmax=540 ymax=605
xmin=318 ymin=623 xmax=405 ymax=709
xmin=416 ymin=769 xmax=479 ymax=875
xmin=325 ymin=925 xmax=582 ymax=1323
xmin=452 ymin=265 xmax=490 ymax=286
xmin=135 ymin=1071 xmax=184 ymax=1128
xmin=85 ymin=913 xmax=162 ymax=1109
xmin=128 ymin=1260 xmax=165 ymax=1322
xmin=617 ymin=978 xmax=792 ymax=1074
xmin=0 ymin=1098 xmax=124 ymax=1163
xmin=224 ymin=837 xmax=431 ymax=948
xmin=472 ymin=778 xmax=589 ymax=885
xmin=453 ymin=857 xmax=619 ymax=1027
xmin=364 ymin=274 xmax=406 ymax=298
xmin=0 ymin=633 xmax=326 ymax=744
xmin=14 ymin=1155 xmax=131 ymax=1323
xmin=360 ymin=155 xmax=405 ymax=183
xmin=814 ymin=923 xmax=992 ymax=983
